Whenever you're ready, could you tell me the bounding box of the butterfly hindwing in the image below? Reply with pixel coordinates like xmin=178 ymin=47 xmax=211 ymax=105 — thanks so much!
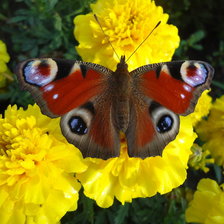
xmin=60 ymin=97 xmax=121 ymax=159
xmin=125 ymin=95 xmax=180 ymax=158
xmin=17 ymin=58 xmax=120 ymax=159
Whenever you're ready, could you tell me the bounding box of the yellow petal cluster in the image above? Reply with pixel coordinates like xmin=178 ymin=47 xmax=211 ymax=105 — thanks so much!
xmin=186 ymin=178 xmax=224 ymax=224
xmin=0 ymin=40 xmax=10 ymax=88
xmin=74 ymin=0 xmax=180 ymax=71
xmin=77 ymin=116 xmax=196 ymax=208
xmin=196 ymin=95 xmax=224 ymax=165
xmin=188 ymin=144 xmax=214 ymax=173
xmin=189 ymin=90 xmax=212 ymax=126
xmin=0 ymin=104 xmax=87 ymax=224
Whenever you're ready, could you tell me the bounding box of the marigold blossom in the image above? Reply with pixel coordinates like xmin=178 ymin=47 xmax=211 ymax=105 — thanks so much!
xmin=188 ymin=144 xmax=214 ymax=173
xmin=0 ymin=104 xmax=87 ymax=224
xmin=74 ymin=0 xmax=180 ymax=71
xmin=196 ymin=95 xmax=224 ymax=165
xmin=186 ymin=178 xmax=224 ymax=224
xmin=189 ymin=90 xmax=212 ymax=126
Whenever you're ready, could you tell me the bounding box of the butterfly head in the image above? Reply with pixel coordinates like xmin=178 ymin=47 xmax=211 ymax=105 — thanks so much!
xmin=116 ymin=55 xmax=128 ymax=72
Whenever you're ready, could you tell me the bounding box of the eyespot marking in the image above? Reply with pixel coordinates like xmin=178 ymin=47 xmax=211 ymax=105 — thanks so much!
xmin=23 ymin=59 xmax=58 ymax=86
xmin=180 ymin=61 xmax=208 ymax=87
xmin=156 ymin=115 xmax=173 ymax=133
xmin=68 ymin=116 xmax=88 ymax=135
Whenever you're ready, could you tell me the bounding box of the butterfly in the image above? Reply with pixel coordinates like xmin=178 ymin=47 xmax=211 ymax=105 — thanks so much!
xmin=16 ymin=56 xmax=214 ymax=159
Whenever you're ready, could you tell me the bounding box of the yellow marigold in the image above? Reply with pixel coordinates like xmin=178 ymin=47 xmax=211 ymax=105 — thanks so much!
xmin=74 ymin=0 xmax=180 ymax=71
xmin=196 ymin=95 xmax=224 ymax=165
xmin=0 ymin=40 xmax=10 ymax=88
xmin=0 ymin=104 xmax=87 ymax=224
xmin=187 ymin=91 xmax=213 ymax=173
xmin=77 ymin=116 xmax=196 ymax=208
xmin=188 ymin=144 xmax=214 ymax=173
xmin=186 ymin=178 xmax=224 ymax=224
xmin=189 ymin=90 xmax=212 ymax=126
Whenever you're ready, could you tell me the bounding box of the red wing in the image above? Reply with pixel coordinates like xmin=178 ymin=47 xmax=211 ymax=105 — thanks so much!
xmin=130 ymin=61 xmax=214 ymax=115
xmin=16 ymin=58 xmax=112 ymax=117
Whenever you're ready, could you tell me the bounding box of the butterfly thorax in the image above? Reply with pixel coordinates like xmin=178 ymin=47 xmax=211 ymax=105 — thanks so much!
xmin=111 ymin=56 xmax=132 ymax=131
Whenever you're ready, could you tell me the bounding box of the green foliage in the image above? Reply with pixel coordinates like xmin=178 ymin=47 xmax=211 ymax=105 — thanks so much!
xmin=175 ymin=30 xmax=205 ymax=58
xmin=0 ymin=78 xmax=34 ymax=108
xmin=61 ymin=190 xmax=188 ymax=224
xmin=0 ymin=0 xmax=94 ymax=63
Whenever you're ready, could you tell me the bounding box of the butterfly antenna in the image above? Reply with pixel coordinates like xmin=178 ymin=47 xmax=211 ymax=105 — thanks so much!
xmin=94 ymin=14 xmax=120 ymax=61
xmin=126 ymin=21 xmax=161 ymax=63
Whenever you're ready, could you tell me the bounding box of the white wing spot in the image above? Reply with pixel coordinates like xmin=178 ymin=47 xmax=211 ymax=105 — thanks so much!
xmin=53 ymin=94 xmax=59 ymax=100
xmin=161 ymin=64 xmax=170 ymax=75
xmin=180 ymin=93 xmax=185 ymax=99
xmin=45 ymin=84 xmax=54 ymax=91
xmin=71 ymin=63 xmax=80 ymax=74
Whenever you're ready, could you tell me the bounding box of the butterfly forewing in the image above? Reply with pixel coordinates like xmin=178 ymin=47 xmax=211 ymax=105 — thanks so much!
xmin=130 ymin=60 xmax=214 ymax=115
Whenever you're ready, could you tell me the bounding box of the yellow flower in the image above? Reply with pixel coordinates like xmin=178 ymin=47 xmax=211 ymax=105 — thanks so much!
xmin=187 ymin=91 xmax=213 ymax=172
xmin=188 ymin=144 xmax=214 ymax=173
xmin=186 ymin=178 xmax=224 ymax=224
xmin=0 ymin=104 xmax=87 ymax=224
xmin=196 ymin=95 xmax=224 ymax=165
xmin=189 ymin=90 xmax=212 ymax=126
xmin=74 ymin=0 xmax=180 ymax=71
xmin=0 ymin=40 xmax=10 ymax=88
xmin=77 ymin=116 xmax=196 ymax=208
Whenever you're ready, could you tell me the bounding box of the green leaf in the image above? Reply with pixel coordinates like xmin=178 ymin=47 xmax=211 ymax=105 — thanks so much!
xmin=212 ymin=80 xmax=224 ymax=90
xmin=114 ymin=204 xmax=130 ymax=224
xmin=213 ymin=164 xmax=223 ymax=183
xmin=189 ymin=30 xmax=205 ymax=44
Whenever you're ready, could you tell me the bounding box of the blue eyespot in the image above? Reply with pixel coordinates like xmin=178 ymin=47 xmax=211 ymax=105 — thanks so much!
xmin=156 ymin=115 xmax=173 ymax=133
xmin=68 ymin=116 xmax=88 ymax=135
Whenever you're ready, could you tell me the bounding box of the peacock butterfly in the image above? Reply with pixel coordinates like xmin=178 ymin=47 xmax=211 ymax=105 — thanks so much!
xmin=16 ymin=56 xmax=214 ymax=159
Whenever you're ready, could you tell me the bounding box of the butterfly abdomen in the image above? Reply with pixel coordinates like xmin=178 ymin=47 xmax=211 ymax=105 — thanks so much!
xmin=112 ymin=98 xmax=130 ymax=131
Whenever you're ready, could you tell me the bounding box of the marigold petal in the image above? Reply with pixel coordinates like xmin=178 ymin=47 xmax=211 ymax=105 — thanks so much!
xmin=186 ymin=178 xmax=224 ymax=224
xmin=0 ymin=104 xmax=86 ymax=223
xmin=74 ymin=0 xmax=180 ymax=71
xmin=196 ymin=95 xmax=224 ymax=165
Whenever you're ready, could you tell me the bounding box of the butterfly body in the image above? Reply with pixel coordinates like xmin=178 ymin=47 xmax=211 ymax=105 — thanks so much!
xmin=109 ymin=55 xmax=132 ymax=131
xmin=16 ymin=57 xmax=214 ymax=159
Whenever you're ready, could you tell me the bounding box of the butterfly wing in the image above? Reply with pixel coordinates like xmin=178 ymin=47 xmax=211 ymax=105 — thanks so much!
xmin=16 ymin=58 xmax=120 ymax=159
xmin=126 ymin=60 xmax=214 ymax=158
